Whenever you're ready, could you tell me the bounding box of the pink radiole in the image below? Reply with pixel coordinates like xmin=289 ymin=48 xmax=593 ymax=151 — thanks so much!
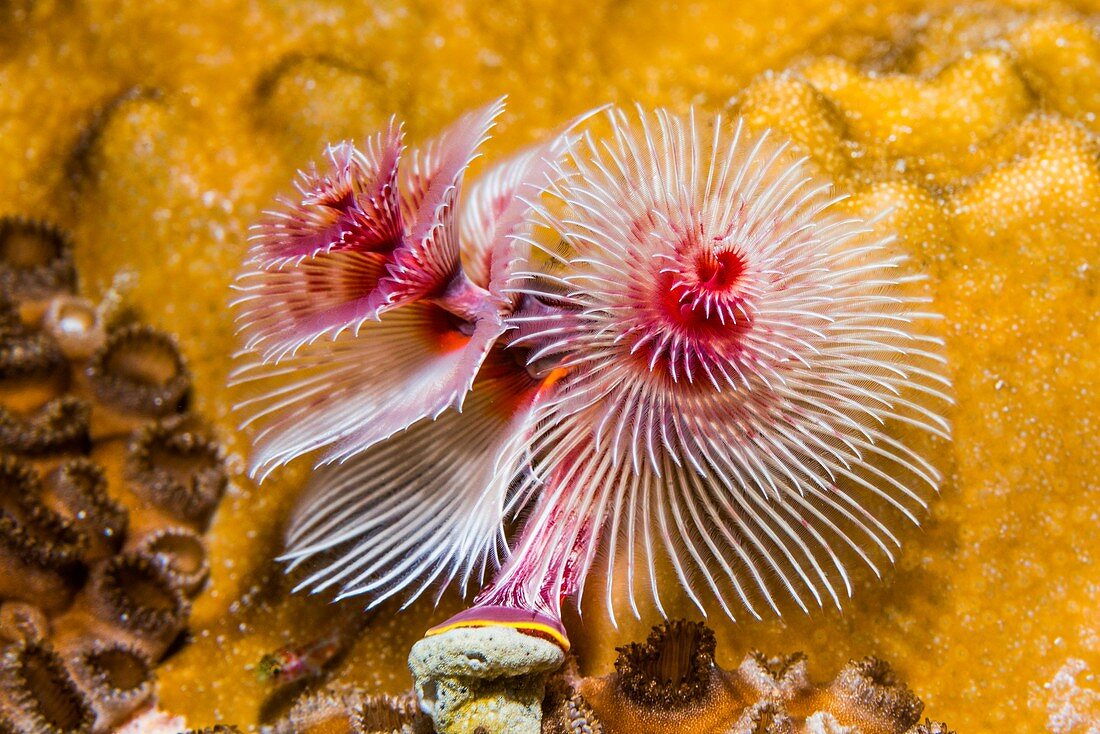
xmin=232 ymin=101 xmax=951 ymax=650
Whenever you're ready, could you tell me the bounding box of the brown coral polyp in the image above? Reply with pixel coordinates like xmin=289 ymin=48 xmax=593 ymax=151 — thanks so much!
xmin=829 ymin=657 xmax=923 ymax=733
xmin=0 ymin=218 xmax=77 ymax=304
xmin=728 ymin=700 xmax=793 ymax=734
xmin=125 ymin=423 xmax=226 ymax=527
xmin=578 ymin=619 xmax=744 ymax=734
xmin=0 ymin=300 xmax=70 ymax=428
xmin=0 ymin=640 xmax=95 ymax=734
xmin=614 ymin=620 xmax=717 ymax=707
xmin=84 ymin=552 xmax=189 ymax=660
xmin=0 ymin=455 xmax=85 ymax=611
xmin=66 ymin=639 xmax=154 ymax=733
xmin=45 ymin=459 xmax=128 ymax=561
xmin=549 ymin=691 xmax=604 ymax=734
xmin=271 ymin=689 xmax=358 ymax=734
xmin=908 ymin=720 xmax=956 ymax=734
xmin=129 ymin=525 xmax=209 ymax=596
xmin=271 ymin=689 xmax=432 ymax=734
xmin=85 ymin=324 xmax=190 ymax=419
xmin=349 ymin=692 xmax=433 ymax=733
xmin=0 ymin=395 xmax=91 ymax=456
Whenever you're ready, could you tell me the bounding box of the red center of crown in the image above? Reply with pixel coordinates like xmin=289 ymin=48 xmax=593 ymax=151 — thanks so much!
xmin=695 ymin=248 xmax=745 ymax=292
xmin=316 ymin=187 xmax=356 ymax=212
xmin=659 ymin=246 xmax=748 ymax=331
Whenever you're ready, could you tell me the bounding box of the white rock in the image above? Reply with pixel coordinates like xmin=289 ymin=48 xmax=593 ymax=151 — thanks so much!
xmin=408 ymin=626 xmax=564 ymax=734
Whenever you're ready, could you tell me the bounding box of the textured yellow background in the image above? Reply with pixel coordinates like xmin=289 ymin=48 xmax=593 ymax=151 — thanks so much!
xmin=2 ymin=0 xmax=1099 ymax=730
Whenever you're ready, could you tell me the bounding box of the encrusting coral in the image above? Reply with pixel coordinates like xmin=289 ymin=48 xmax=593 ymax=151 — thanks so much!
xmin=561 ymin=620 xmax=952 ymax=734
xmin=0 ymin=217 xmax=230 ymax=730
xmin=199 ymin=619 xmax=954 ymax=734
xmin=211 ymin=2 xmax=1100 ymax=731
xmin=0 ymin=0 xmax=1096 ymax=730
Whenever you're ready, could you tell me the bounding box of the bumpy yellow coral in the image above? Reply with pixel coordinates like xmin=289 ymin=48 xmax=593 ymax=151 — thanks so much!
xmin=0 ymin=1 xmax=1097 ymax=731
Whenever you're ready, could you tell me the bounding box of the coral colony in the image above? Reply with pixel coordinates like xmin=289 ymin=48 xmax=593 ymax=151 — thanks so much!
xmin=232 ymin=98 xmax=951 ymax=716
xmin=0 ymin=218 xmax=227 ymax=733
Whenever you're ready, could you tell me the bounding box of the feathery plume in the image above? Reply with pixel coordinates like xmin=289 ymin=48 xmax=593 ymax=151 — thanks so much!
xmin=233 ymin=104 xmax=951 ymax=649
xmin=469 ymin=107 xmax=951 ymax=631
